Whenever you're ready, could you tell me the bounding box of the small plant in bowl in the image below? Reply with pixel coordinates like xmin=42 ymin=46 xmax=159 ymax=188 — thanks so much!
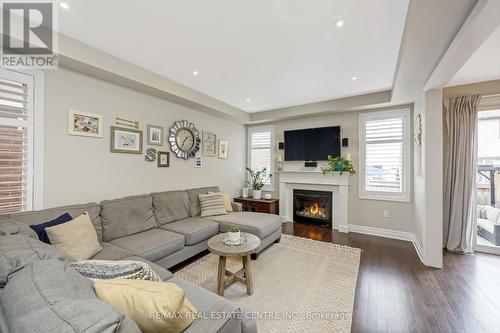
xmin=321 ymin=155 xmax=356 ymax=175
xmin=227 ymin=226 xmax=241 ymax=242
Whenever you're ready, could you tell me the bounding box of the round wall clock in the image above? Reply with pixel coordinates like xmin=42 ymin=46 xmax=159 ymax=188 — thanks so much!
xmin=168 ymin=120 xmax=200 ymax=159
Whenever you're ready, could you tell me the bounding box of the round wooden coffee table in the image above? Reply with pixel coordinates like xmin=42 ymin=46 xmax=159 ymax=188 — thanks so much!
xmin=207 ymin=232 xmax=261 ymax=296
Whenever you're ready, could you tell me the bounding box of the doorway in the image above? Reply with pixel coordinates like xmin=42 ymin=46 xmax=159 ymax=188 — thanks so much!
xmin=476 ymin=109 xmax=500 ymax=255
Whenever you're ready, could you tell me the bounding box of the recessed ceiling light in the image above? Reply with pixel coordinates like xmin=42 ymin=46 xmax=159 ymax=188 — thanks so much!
xmin=60 ymin=2 xmax=69 ymax=10
xmin=246 ymin=99 xmax=251 ymax=103
xmin=334 ymin=19 xmax=345 ymax=28
xmin=192 ymin=70 xmax=199 ymax=76
xmin=352 ymin=76 xmax=357 ymax=81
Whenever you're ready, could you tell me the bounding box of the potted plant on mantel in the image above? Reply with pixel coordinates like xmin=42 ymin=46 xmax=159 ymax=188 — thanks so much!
xmin=246 ymin=167 xmax=272 ymax=200
xmin=321 ymin=155 xmax=356 ymax=175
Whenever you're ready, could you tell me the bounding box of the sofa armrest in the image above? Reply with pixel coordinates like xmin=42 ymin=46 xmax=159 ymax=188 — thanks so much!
xmin=231 ymin=202 xmax=243 ymax=212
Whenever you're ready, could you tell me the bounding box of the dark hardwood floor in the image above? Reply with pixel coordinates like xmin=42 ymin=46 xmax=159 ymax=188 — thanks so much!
xmin=172 ymin=222 xmax=500 ymax=332
xmin=283 ymin=222 xmax=500 ymax=333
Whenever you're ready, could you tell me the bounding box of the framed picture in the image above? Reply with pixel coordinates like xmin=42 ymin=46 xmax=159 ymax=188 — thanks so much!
xmin=68 ymin=110 xmax=103 ymax=137
xmin=158 ymin=151 xmax=170 ymax=167
xmin=202 ymin=131 xmax=217 ymax=156
xmin=110 ymin=126 xmax=143 ymax=154
xmin=218 ymin=140 xmax=228 ymax=159
xmin=147 ymin=125 xmax=163 ymax=146
xmin=195 ymin=155 xmax=202 ymax=168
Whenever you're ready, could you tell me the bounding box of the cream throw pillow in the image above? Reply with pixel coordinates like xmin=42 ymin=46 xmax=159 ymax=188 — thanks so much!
xmin=208 ymin=191 xmax=233 ymax=212
xmin=94 ymin=279 xmax=197 ymax=333
xmin=45 ymin=212 xmax=102 ymax=261
xmin=199 ymin=192 xmax=227 ymax=217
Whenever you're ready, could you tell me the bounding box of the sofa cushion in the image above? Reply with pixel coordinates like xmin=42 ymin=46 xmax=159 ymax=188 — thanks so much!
xmin=151 ymin=190 xmax=190 ymax=225
xmin=172 ymin=277 xmax=252 ymax=333
xmin=208 ymin=212 xmax=283 ymax=239
xmin=0 ymin=217 xmax=38 ymax=238
xmin=484 ymin=206 xmax=500 ymax=223
xmin=186 ymin=186 xmax=221 ymax=216
xmin=101 ymin=194 xmax=157 ymax=241
xmin=478 ymin=218 xmax=495 ymax=234
xmin=2 ymin=202 xmax=103 ymax=241
xmin=46 ymin=213 xmax=103 ymax=261
xmin=91 ymin=242 xmax=133 ymax=260
xmin=110 ymin=229 xmax=185 ymax=262
xmin=160 ymin=217 xmax=219 ymax=245
xmin=0 ymin=260 xmax=127 ymax=333
xmin=0 ymin=234 xmax=73 ymax=287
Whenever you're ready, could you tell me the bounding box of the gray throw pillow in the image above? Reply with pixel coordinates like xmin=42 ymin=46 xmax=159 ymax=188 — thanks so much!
xmin=0 ymin=260 xmax=129 ymax=333
xmin=0 ymin=234 xmax=73 ymax=287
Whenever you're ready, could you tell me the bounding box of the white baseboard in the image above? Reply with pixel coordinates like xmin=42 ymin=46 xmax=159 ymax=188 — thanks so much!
xmin=412 ymin=236 xmax=425 ymax=263
xmin=336 ymin=225 xmax=349 ymax=233
xmin=349 ymin=224 xmax=427 ymax=265
xmin=348 ymin=224 xmax=415 ymax=242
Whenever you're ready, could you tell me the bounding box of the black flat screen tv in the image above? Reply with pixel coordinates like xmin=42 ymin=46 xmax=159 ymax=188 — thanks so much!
xmin=284 ymin=126 xmax=341 ymax=161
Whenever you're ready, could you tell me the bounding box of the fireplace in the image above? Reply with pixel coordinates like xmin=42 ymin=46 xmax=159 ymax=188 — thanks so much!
xmin=293 ymin=189 xmax=332 ymax=226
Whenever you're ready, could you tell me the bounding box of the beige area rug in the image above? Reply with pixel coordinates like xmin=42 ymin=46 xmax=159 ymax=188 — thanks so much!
xmin=175 ymin=234 xmax=361 ymax=333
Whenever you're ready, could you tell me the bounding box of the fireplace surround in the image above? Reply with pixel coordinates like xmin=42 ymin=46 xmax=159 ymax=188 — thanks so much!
xmin=293 ymin=189 xmax=332 ymax=226
xmin=279 ymin=170 xmax=349 ymax=232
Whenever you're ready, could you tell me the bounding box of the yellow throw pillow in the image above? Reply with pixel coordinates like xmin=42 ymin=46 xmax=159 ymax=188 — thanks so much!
xmin=209 ymin=192 xmax=233 ymax=212
xmin=45 ymin=212 xmax=102 ymax=261
xmin=94 ymin=279 xmax=197 ymax=333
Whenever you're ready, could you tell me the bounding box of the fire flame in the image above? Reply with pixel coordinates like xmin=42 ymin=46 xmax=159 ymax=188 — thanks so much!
xmin=308 ymin=202 xmax=321 ymax=216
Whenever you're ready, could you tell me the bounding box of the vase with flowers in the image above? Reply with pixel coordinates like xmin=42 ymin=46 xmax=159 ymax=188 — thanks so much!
xmin=246 ymin=167 xmax=272 ymax=199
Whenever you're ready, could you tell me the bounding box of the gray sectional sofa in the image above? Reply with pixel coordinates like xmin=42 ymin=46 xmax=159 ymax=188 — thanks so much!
xmin=0 ymin=186 xmax=283 ymax=333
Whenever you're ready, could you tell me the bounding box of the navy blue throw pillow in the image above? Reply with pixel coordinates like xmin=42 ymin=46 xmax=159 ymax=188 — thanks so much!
xmin=29 ymin=213 xmax=73 ymax=244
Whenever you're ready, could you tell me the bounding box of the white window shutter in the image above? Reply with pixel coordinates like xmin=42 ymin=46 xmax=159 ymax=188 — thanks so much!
xmin=248 ymin=126 xmax=275 ymax=189
xmin=360 ymin=110 xmax=410 ymax=202
xmin=0 ymin=71 xmax=34 ymax=214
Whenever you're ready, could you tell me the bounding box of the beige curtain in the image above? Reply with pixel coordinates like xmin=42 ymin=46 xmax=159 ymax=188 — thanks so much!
xmin=443 ymin=94 xmax=481 ymax=254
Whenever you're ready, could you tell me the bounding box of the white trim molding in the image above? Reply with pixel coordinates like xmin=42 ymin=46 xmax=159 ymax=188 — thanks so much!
xmin=279 ymin=171 xmax=349 ymax=233
xmin=247 ymin=125 xmax=275 ymax=191
xmin=412 ymin=236 xmax=425 ymax=264
xmin=349 ymin=224 xmax=425 ymax=265
xmin=348 ymin=224 xmax=415 ymax=242
xmin=32 ymin=70 xmax=44 ymax=210
xmin=359 ymin=108 xmax=411 ymax=202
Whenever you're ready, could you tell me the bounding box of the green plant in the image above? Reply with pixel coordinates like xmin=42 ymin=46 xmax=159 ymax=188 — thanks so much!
xmin=228 ymin=226 xmax=240 ymax=233
xmin=246 ymin=167 xmax=272 ymax=190
xmin=321 ymin=156 xmax=356 ymax=175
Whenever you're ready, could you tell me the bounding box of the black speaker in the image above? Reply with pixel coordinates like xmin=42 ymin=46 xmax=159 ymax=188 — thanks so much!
xmin=342 ymin=138 xmax=349 ymax=147
xmin=304 ymin=161 xmax=317 ymax=167
xmin=278 ymin=142 xmax=284 ymax=150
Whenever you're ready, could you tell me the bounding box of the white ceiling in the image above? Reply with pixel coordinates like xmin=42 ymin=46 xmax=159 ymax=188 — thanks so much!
xmin=448 ymin=24 xmax=500 ymax=87
xmin=57 ymin=0 xmax=408 ymax=113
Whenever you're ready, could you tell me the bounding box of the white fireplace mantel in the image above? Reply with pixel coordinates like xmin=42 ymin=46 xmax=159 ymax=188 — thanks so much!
xmin=279 ymin=171 xmax=349 ymax=232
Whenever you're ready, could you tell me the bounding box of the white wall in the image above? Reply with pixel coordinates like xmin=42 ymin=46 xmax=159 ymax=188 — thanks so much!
xmin=43 ymin=68 xmax=246 ymax=208
xmin=252 ymin=108 xmax=415 ymax=232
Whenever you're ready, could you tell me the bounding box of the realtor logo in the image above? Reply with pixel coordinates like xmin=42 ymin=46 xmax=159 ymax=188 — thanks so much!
xmin=1 ymin=1 xmax=58 ymax=68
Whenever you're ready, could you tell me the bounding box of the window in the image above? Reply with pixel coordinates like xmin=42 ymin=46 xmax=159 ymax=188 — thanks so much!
xmin=359 ymin=109 xmax=411 ymax=202
xmin=0 ymin=69 xmax=41 ymax=214
xmin=248 ymin=126 xmax=275 ymax=190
